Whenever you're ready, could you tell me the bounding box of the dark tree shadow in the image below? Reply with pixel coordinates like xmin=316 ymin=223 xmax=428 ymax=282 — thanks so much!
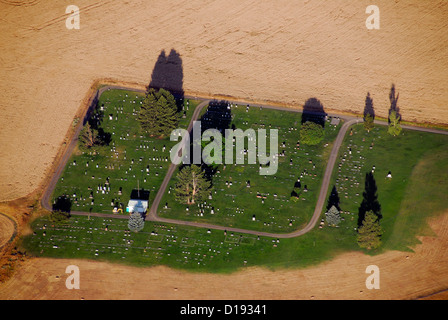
xmin=357 ymin=172 xmax=382 ymax=227
xmin=88 ymin=101 xmax=104 ymax=129
xmin=326 ymin=185 xmax=341 ymax=211
xmin=52 ymin=195 xmax=72 ymax=213
xmin=199 ymin=100 xmax=232 ymax=134
xmin=388 ymin=84 xmax=401 ymax=122
xmin=85 ymin=101 xmax=112 ymax=146
xmin=83 ymin=91 xmax=100 ymax=126
xmin=148 ymin=49 xmax=184 ymax=112
xmin=130 ymin=189 xmax=150 ymax=201
xmin=192 ymin=100 xmax=232 ymax=178
xmin=97 ymin=128 xmax=112 ymax=146
xmin=363 ymin=92 xmax=375 ymax=120
xmin=301 ymin=98 xmax=326 ymax=127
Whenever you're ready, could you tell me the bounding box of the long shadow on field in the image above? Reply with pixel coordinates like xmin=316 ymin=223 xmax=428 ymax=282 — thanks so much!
xmin=148 ymin=49 xmax=185 ymax=112
xmin=301 ymin=97 xmax=327 ymax=127
xmin=357 ymin=172 xmax=382 ymax=227
xmin=388 ymin=84 xmax=401 ymax=122
xmin=364 ymin=92 xmax=375 ymax=120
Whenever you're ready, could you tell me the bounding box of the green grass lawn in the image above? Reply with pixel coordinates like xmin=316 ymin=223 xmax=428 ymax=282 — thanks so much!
xmin=21 ymin=212 xmax=360 ymax=273
xmin=27 ymin=88 xmax=448 ymax=273
xmin=51 ymin=89 xmax=199 ymax=215
xmin=324 ymin=123 xmax=448 ymax=253
xmin=383 ymin=145 xmax=448 ymax=251
xmin=159 ymin=104 xmax=341 ymax=233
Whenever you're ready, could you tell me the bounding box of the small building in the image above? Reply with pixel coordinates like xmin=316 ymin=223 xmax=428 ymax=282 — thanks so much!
xmin=126 ymin=189 xmax=150 ymax=215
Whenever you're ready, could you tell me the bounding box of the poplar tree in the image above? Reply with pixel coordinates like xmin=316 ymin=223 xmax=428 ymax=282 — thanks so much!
xmin=175 ymin=165 xmax=212 ymax=205
xmin=364 ymin=113 xmax=374 ymax=132
xmin=388 ymin=110 xmax=402 ymax=136
xmin=138 ymin=88 xmax=178 ymax=137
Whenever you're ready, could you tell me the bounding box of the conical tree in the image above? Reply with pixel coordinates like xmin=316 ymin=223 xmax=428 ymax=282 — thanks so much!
xmin=357 ymin=210 xmax=383 ymax=249
xmin=128 ymin=212 xmax=145 ymax=232
xmin=138 ymin=88 xmax=179 ymax=137
xmin=325 ymin=205 xmax=341 ymax=227
xmin=364 ymin=113 xmax=374 ymax=133
xmin=175 ymin=165 xmax=212 ymax=205
xmin=388 ymin=110 xmax=402 ymax=136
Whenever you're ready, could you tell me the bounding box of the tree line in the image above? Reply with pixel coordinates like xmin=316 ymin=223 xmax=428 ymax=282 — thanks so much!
xmin=363 ymin=84 xmax=402 ymax=136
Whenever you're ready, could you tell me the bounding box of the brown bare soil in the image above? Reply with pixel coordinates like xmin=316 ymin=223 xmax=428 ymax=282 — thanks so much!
xmin=0 ymin=0 xmax=447 ymax=300
xmin=0 ymin=215 xmax=15 ymax=250
xmin=0 ymin=211 xmax=447 ymax=300
xmin=1 ymin=0 xmax=447 ymax=201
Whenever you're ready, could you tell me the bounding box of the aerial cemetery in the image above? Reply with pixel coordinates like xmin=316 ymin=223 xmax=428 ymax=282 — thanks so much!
xmin=322 ymin=117 xmax=448 ymax=250
xmin=24 ymin=210 xmax=284 ymax=271
xmin=51 ymin=89 xmax=199 ymax=216
xmin=160 ymin=99 xmax=341 ymax=233
xmin=23 ymin=86 xmax=448 ymax=272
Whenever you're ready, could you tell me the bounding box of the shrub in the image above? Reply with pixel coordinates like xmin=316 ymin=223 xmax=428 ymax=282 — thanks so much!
xmin=128 ymin=212 xmax=145 ymax=232
xmin=300 ymin=121 xmax=324 ymax=145
xmin=325 ymin=205 xmax=341 ymax=227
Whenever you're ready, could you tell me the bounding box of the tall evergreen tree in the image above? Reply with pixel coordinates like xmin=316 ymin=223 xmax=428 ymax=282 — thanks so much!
xmin=138 ymin=88 xmax=179 ymax=137
xmin=175 ymin=165 xmax=212 ymax=205
xmin=128 ymin=212 xmax=145 ymax=232
xmin=357 ymin=210 xmax=383 ymax=249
